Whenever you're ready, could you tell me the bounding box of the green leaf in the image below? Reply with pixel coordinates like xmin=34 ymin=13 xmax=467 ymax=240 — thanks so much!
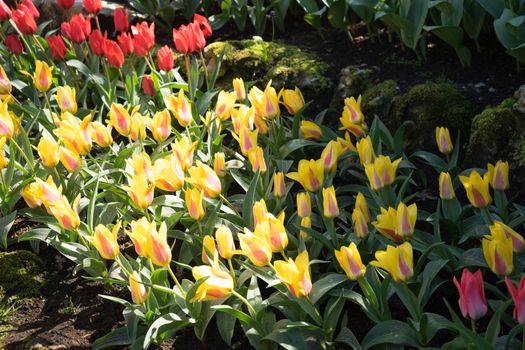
xmin=361 ymin=320 xmax=419 ymax=349
xmin=211 ymin=304 xmax=255 ymax=325
xmin=484 ymin=299 xmax=512 ymax=345
xmin=0 ymin=211 xmax=17 ymax=249
xmin=335 ymin=327 xmax=361 ymax=349
xmin=143 ymin=313 xmax=189 ymax=349
xmin=92 ymin=327 xmax=131 ymax=350
xmin=309 ymin=273 xmax=348 ymax=304
xmin=243 ymin=170 xmax=260 ymax=230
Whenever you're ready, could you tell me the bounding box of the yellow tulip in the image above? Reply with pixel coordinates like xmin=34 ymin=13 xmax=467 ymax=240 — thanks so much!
xmin=231 ymin=105 xmax=254 ymax=134
xmin=274 ymin=250 xmax=312 ymax=298
xmin=364 ymin=155 xmax=402 ymax=191
xmin=55 ymin=86 xmax=77 ymax=114
xmin=54 ymin=115 xmax=92 ymax=155
xmin=355 ymin=192 xmax=370 ymax=222
xmin=90 ymin=121 xmax=113 ymax=148
xmin=128 ymin=152 xmax=152 ymax=179
xmin=253 ymin=199 xmax=268 ymax=228
xmin=341 ymin=96 xmax=364 ymax=124
xmin=248 ymin=81 xmax=280 ymax=119
xmin=129 ymin=271 xmax=148 ymax=304
xmin=254 ymin=114 xmax=269 ymax=134
xmin=236 ymin=126 xmax=258 ymax=156
xmin=439 ymin=172 xmax=455 ymax=199
xmin=191 ymin=264 xmax=234 ymax=302
xmin=130 ymin=111 xmax=148 ymax=141
xmin=373 ymin=202 xmax=417 ymax=242
xmin=262 ymin=212 xmax=288 ymax=253
xmin=202 ymin=235 xmax=216 ymax=265
xmin=36 ymin=176 xmax=63 ymax=208
xmin=435 ymin=126 xmax=453 ymax=155
xmin=187 ymin=161 xmax=222 ymax=198
xmin=59 ymin=146 xmax=82 ymax=172
xmin=0 ymin=137 xmax=7 ymax=169
xmin=352 ymin=208 xmax=369 ymax=239
xmin=185 ymin=187 xmax=205 ymax=221
xmin=92 ymin=222 xmax=120 ymax=260
xmin=21 ymin=182 xmax=43 ymax=208
xmin=238 ymin=227 xmax=272 ymax=267
xmin=147 ymin=221 xmax=172 ymax=267
xmin=322 ymin=186 xmax=339 ymax=219
xmin=299 ymin=216 xmax=311 ymax=239
xmin=107 ymin=103 xmax=132 ymax=136
xmin=296 ymin=192 xmax=311 ymax=218
xmin=273 ymin=171 xmax=286 ymax=198
xmin=459 ymin=170 xmax=492 ymax=208
xmin=0 ymin=65 xmax=12 ymax=95
xmin=336 ymin=131 xmax=357 ymax=153
xmin=126 ymin=217 xmax=154 ymax=258
xmin=151 ymin=156 xmax=184 ymax=192
xmin=171 ymin=136 xmax=197 ymax=171
xmin=491 ymin=221 xmax=524 ymax=252
xmin=48 ymin=194 xmax=81 ymax=230
xmin=370 ymin=242 xmax=414 ymax=282
xmin=300 ymin=120 xmax=322 ymax=140
xmin=487 ymin=160 xmax=509 ymax=191
xmin=37 ymin=135 xmax=60 ymax=168
xmin=483 ymin=227 xmax=513 ymax=276
xmin=215 ymin=225 xmax=236 ymax=260
xmin=287 ymin=159 xmax=324 ymax=192
xmin=166 ymin=89 xmax=192 ymax=127
xmin=232 ymin=77 xmax=246 ymax=101
xmin=128 ymin=173 xmax=154 ymax=209
xmin=279 ymin=86 xmax=305 ymax=115
xmin=150 ymin=109 xmax=171 ymax=142
xmin=214 ymin=152 xmax=226 ymax=177
xmin=320 ymin=140 xmax=343 ymax=173
xmin=0 ymin=99 xmax=15 ymax=138
xmin=34 ymin=60 xmax=53 ymax=92
xmin=356 ymin=136 xmax=375 ymax=166
xmin=248 ymin=146 xmax=266 ymax=173
xmin=215 ymin=90 xmax=236 ymax=120
xmin=335 ymin=242 xmax=366 ymax=280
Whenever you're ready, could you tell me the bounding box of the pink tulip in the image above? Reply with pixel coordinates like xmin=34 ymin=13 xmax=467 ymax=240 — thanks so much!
xmin=453 ymin=269 xmax=488 ymax=320
xmin=505 ymin=276 xmax=525 ymax=324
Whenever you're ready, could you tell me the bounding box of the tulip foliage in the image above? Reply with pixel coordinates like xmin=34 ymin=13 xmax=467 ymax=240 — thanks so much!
xmin=0 ymin=2 xmax=524 ymax=350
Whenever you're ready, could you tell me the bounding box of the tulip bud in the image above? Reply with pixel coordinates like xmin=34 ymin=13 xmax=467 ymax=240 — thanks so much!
xmin=128 ymin=174 xmax=154 ymax=210
xmin=21 ymin=182 xmax=43 ymax=208
xmin=322 ymin=186 xmax=339 ymax=219
xmin=238 ymin=228 xmax=272 ymax=267
xmin=364 ymin=155 xmax=401 ymax=191
xmin=355 ymin=192 xmax=370 ymax=222
xmin=482 ymin=228 xmax=513 ymax=276
xmin=93 ymin=222 xmax=120 ymax=260
xmin=0 ymin=65 xmax=12 ymax=95
xmin=142 ymin=75 xmax=155 ymax=97
xmin=151 ymin=156 xmax=184 ymax=192
xmin=459 ymin=170 xmax=491 ymax=208
xmin=248 ymin=146 xmax=267 ymax=174
xmin=453 ymin=269 xmax=487 ymax=320
xmin=130 ymin=112 xmax=148 ymax=142
xmin=320 ymin=140 xmax=342 ymax=173
xmin=370 ymin=242 xmax=413 ymax=282
xmin=187 ymin=161 xmax=222 ymax=198
xmin=274 ymin=250 xmax=312 ymax=298
xmin=264 ymin=212 xmax=288 ymax=252
xmin=215 ymin=90 xmax=236 ymax=120
xmin=107 ymin=103 xmax=132 ymax=137
xmin=171 ymin=137 xmax=197 ymax=171
xmin=34 ymin=60 xmax=53 ymax=92
xmin=0 ymin=136 xmax=7 ymax=169
xmin=148 ymin=222 xmax=172 ymax=267
xmin=335 ymin=242 xmax=366 ymax=280
xmin=505 ymin=276 xmax=525 ymax=325
xmin=352 ymin=208 xmax=369 ymax=239
xmin=491 ymin=221 xmax=524 ymax=252
xmin=89 ymin=121 xmax=113 ymax=148
xmin=202 ymin=235 xmax=216 ymax=265
xmin=273 ymin=172 xmax=286 ymax=198
xmin=48 ymin=195 xmax=81 ymax=230
xmin=191 ymin=265 xmax=233 ymax=302
xmin=487 ymin=160 xmax=509 ymax=191
xmin=213 ymin=152 xmax=226 ymax=177
xmin=166 ymin=89 xmax=192 ymax=127
xmin=252 ymin=199 xmax=268 ymax=228
xmin=55 ymin=86 xmax=77 ymax=114
xmin=37 ymin=136 xmax=60 ymax=168
xmin=151 ymin=109 xmax=171 ymax=142
xmin=435 ymin=126 xmax=453 ymax=155
xmin=287 ymin=159 xmax=324 ymax=193
xmin=59 ymin=147 xmax=82 ymax=172
xmin=395 ymin=202 xmax=417 ymax=238
xmin=296 ymin=192 xmax=311 ymax=218
xmin=299 ymin=216 xmax=311 ymax=239
xmin=215 ymin=225 xmax=236 ymax=260
xmin=232 ymin=78 xmax=246 ymax=101
xmin=279 ymin=87 xmax=305 ymax=115
xmin=439 ymin=172 xmax=455 ymax=199
xmin=356 ymin=136 xmax=375 ymax=166
xmin=185 ymin=188 xmax=205 ymax=221
xmin=237 ymin=127 xmax=258 ymax=156
xmin=300 ymin=120 xmax=322 ymax=140
xmin=129 ymin=271 xmax=148 ymax=304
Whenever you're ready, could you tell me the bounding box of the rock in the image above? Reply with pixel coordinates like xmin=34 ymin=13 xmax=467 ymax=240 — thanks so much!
xmin=512 ymin=85 xmax=525 ymax=117
xmin=362 ymin=80 xmax=400 ymax=118
xmin=388 ymin=81 xmax=476 ymax=151
xmin=205 ymin=39 xmax=332 ymax=111
xmin=334 ymin=64 xmax=379 ymax=103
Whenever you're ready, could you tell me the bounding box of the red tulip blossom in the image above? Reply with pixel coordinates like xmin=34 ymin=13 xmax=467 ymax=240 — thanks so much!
xmin=131 ymin=21 xmax=155 ymax=57
xmin=506 ymin=276 xmax=525 ymax=324
xmin=21 ymin=0 xmax=39 ymax=18
xmin=89 ymin=29 xmax=107 ymax=57
xmin=57 ymin=0 xmax=75 ymax=9
xmin=113 ymin=8 xmax=129 ymax=32
xmin=117 ymin=32 xmax=133 ymax=56
xmin=453 ymin=269 xmax=488 ymax=320
xmin=83 ymin=0 xmax=102 ymax=14
xmin=0 ymin=0 xmax=11 ymax=20
xmin=157 ymin=45 xmax=174 ymax=72
xmin=4 ymin=34 xmax=24 ymax=54
xmin=104 ymin=40 xmax=124 ymax=68
xmin=11 ymin=5 xmax=37 ymax=35
xmin=172 ymin=22 xmax=205 ymax=55
xmin=193 ymin=14 xmax=212 ymax=38
xmin=141 ymin=75 xmax=155 ymax=97
xmin=46 ymin=35 xmax=68 ymax=60
xmin=63 ymin=14 xmax=92 ymax=43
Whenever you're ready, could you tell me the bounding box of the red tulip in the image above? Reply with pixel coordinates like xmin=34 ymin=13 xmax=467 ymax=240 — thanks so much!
xmin=0 ymin=0 xmax=11 ymax=21
xmin=173 ymin=22 xmax=206 ymax=55
xmin=57 ymin=0 xmax=75 ymax=9
xmin=113 ymin=8 xmax=129 ymax=32
xmin=131 ymin=21 xmax=155 ymax=57
xmin=46 ymin=35 xmax=68 ymax=60
xmin=104 ymin=40 xmax=124 ymax=68
xmin=21 ymin=0 xmax=39 ymax=18
xmin=11 ymin=6 xmax=37 ymax=35
xmin=506 ymin=276 xmax=525 ymax=324
xmin=194 ymin=14 xmax=212 ymax=38
xmin=117 ymin=32 xmax=133 ymax=55
xmin=89 ymin=29 xmax=107 ymax=57
xmin=142 ymin=75 xmax=155 ymax=97
xmin=67 ymin=14 xmax=91 ymax=43
xmin=83 ymin=0 xmax=102 ymax=14
xmin=4 ymin=34 xmax=24 ymax=54
xmin=453 ymin=269 xmax=488 ymax=320
xmin=189 ymin=22 xmax=206 ymax=50
xmin=157 ymin=45 xmax=173 ymax=72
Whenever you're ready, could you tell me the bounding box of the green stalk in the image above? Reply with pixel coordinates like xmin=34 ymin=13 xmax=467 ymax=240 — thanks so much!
xmin=232 ymin=290 xmax=256 ymax=317
xmin=168 ymin=264 xmax=186 ymax=297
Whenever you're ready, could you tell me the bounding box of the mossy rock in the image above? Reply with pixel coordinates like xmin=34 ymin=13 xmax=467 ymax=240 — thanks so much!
xmin=0 ymin=250 xmax=45 ymax=302
xmin=362 ymin=80 xmax=400 ymax=118
xmin=388 ymin=82 xmax=476 ymax=151
xmin=205 ymin=39 xmax=332 ymax=109
xmin=334 ymin=65 xmax=379 ymax=103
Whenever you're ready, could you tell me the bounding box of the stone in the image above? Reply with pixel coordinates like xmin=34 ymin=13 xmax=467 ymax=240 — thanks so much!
xmin=362 ymin=80 xmax=400 ymax=118
xmin=334 ymin=64 xmax=379 ymax=103
xmin=512 ymin=85 xmax=525 ymax=117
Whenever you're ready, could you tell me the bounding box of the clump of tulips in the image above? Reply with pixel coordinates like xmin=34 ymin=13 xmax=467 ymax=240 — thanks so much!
xmin=0 ymin=1 xmax=524 ymax=349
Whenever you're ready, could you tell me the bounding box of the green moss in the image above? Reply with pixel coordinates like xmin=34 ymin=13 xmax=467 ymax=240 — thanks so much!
xmin=206 ymin=39 xmax=332 ymax=96
xmin=0 ymin=250 xmax=45 ymax=302
xmin=466 ymin=98 xmax=521 ymax=165
xmin=389 ymin=81 xmax=476 ymax=150
xmin=335 ymin=65 xmax=379 ymax=102
xmin=362 ymin=79 xmax=400 ymax=117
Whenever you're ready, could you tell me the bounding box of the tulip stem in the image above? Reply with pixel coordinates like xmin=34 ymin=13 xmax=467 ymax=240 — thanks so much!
xmin=522 ymin=326 xmax=525 ymax=350
xmin=184 ymin=55 xmax=192 ymax=98
xmin=470 ymin=319 xmax=476 ymax=334
xmin=227 ymin=258 xmax=235 ymax=280
xmin=357 ymin=276 xmax=380 ymax=316
xmin=10 ymin=136 xmax=34 ymax=172
xmin=481 ymin=206 xmax=493 ymax=224
xmin=232 ymin=290 xmax=256 ymax=317
xmin=219 ymin=194 xmax=240 ymax=216
xmin=280 ymin=251 xmax=288 ymax=261
xmin=198 ymin=50 xmax=209 ymax=89
xmin=168 ymin=264 xmax=186 ymax=297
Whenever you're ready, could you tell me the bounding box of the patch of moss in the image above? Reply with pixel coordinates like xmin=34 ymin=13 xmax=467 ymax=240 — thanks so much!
xmin=334 ymin=65 xmax=379 ymax=103
xmin=389 ymin=81 xmax=476 ymax=150
xmin=206 ymin=39 xmax=332 ymax=101
xmin=466 ymin=98 xmax=521 ymax=166
xmin=362 ymin=79 xmax=400 ymax=118
xmin=0 ymin=250 xmax=45 ymax=302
